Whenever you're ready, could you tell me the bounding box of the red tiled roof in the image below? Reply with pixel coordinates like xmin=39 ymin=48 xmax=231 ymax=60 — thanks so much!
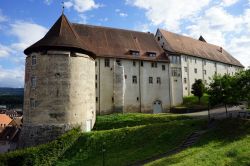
xmin=159 ymin=29 xmax=244 ymax=67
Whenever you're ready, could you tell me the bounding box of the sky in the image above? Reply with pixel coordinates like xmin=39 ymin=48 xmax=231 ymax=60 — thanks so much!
xmin=0 ymin=0 xmax=249 ymax=87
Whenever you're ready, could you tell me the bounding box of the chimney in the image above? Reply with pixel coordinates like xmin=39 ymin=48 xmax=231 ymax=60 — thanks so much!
xmin=219 ymin=47 xmax=223 ymax=53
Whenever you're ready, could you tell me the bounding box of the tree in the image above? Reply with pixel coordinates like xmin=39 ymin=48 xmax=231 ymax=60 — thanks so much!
xmin=191 ymin=79 xmax=205 ymax=103
xmin=207 ymin=74 xmax=239 ymax=115
xmin=235 ymin=69 xmax=250 ymax=107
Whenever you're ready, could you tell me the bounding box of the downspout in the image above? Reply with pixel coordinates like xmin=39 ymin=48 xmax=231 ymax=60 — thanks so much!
xmin=98 ymin=58 xmax=101 ymax=115
xmin=139 ymin=60 xmax=142 ymax=113
xmin=168 ymin=63 xmax=172 ymax=109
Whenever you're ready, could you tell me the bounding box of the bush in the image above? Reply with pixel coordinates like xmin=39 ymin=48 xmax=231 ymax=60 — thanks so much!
xmin=0 ymin=128 xmax=81 ymax=166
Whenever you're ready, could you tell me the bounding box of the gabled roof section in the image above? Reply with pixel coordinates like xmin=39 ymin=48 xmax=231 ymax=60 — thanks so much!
xmin=199 ymin=35 xmax=206 ymax=42
xmin=24 ymin=14 xmax=95 ymax=57
xmin=0 ymin=114 xmax=12 ymax=125
xmin=72 ymin=24 xmax=168 ymax=62
xmin=159 ymin=29 xmax=244 ymax=67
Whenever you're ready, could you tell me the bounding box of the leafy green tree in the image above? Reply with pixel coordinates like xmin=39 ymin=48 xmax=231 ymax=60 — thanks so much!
xmin=235 ymin=69 xmax=250 ymax=107
xmin=207 ymin=74 xmax=239 ymax=115
xmin=191 ymin=79 xmax=205 ymax=103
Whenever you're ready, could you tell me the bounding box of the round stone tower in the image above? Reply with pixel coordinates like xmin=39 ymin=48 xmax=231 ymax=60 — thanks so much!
xmin=19 ymin=14 xmax=96 ymax=148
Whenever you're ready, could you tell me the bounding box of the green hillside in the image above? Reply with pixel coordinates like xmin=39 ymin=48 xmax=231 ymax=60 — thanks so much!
xmin=146 ymin=119 xmax=250 ymax=166
xmin=1 ymin=114 xmax=249 ymax=166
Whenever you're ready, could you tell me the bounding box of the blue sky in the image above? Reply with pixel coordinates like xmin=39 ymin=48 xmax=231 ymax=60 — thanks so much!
xmin=0 ymin=0 xmax=249 ymax=87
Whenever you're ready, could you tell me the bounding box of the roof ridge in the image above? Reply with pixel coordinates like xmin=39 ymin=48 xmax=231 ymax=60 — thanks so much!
xmin=61 ymin=14 xmax=78 ymax=39
xmin=72 ymin=22 xmax=153 ymax=35
xmin=159 ymin=29 xmax=223 ymax=49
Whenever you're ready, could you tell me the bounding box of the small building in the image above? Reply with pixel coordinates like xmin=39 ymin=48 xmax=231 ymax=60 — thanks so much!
xmin=0 ymin=114 xmax=16 ymax=133
xmin=0 ymin=126 xmax=20 ymax=153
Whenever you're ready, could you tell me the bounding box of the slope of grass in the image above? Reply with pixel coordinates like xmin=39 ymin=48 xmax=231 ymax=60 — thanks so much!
xmin=0 ymin=113 xmax=203 ymax=166
xmin=56 ymin=119 xmax=205 ymax=166
xmin=94 ymin=113 xmax=193 ymax=130
xmin=146 ymin=119 xmax=250 ymax=166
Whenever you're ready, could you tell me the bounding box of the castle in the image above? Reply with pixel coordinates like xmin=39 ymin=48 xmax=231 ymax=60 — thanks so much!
xmin=19 ymin=14 xmax=243 ymax=147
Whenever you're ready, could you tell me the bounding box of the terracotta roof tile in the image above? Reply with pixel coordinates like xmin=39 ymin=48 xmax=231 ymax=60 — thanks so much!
xmin=72 ymin=24 xmax=169 ymax=62
xmin=159 ymin=29 xmax=244 ymax=67
xmin=0 ymin=114 xmax=12 ymax=125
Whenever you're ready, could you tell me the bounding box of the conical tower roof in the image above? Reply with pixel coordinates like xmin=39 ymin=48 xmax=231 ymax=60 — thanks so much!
xmin=24 ymin=14 xmax=95 ymax=57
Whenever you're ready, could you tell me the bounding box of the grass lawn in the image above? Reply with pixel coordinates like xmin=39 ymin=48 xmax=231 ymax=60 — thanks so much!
xmin=146 ymin=119 xmax=250 ymax=166
xmin=55 ymin=114 xmax=205 ymax=166
xmin=93 ymin=113 xmax=193 ymax=130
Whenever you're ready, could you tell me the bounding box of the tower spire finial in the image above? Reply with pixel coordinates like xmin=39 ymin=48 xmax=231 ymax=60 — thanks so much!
xmin=62 ymin=1 xmax=65 ymax=14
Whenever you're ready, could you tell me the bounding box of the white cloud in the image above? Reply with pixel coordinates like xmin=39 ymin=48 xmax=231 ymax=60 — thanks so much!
xmin=0 ymin=10 xmax=7 ymax=22
xmin=44 ymin=0 xmax=52 ymax=5
xmin=9 ymin=21 xmax=48 ymax=51
xmin=220 ymin=0 xmax=239 ymax=6
xmin=78 ymin=14 xmax=88 ymax=24
xmin=227 ymin=35 xmax=250 ymax=68
xmin=134 ymin=23 xmax=151 ymax=32
xmin=119 ymin=12 xmax=128 ymax=17
xmin=0 ymin=44 xmax=13 ymax=58
xmin=64 ymin=0 xmax=101 ymax=13
xmin=0 ymin=66 xmax=24 ymax=88
xmin=186 ymin=6 xmax=243 ymax=46
xmin=126 ymin=0 xmax=211 ymax=31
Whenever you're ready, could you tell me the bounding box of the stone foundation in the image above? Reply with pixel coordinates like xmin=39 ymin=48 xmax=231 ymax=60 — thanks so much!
xmin=18 ymin=124 xmax=76 ymax=148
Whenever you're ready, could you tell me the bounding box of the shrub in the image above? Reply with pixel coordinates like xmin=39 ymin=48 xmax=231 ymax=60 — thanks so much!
xmin=0 ymin=128 xmax=81 ymax=166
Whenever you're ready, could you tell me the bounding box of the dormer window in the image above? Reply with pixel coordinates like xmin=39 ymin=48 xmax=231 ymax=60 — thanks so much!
xmin=147 ymin=52 xmax=156 ymax=57
xmin=130 ymin=50 xmax=140 ymax=56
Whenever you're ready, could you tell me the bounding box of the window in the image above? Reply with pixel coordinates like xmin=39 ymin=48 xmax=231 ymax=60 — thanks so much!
xmin=31 ymin=76 xmax=36 ymax=88
xmin=215 ymin=71 xmax=217 ymax=75
xmin=149 ymin=77 xmax=153 ymax=84
xmin=133 ymin=61 xmax=136 ymax=66
xmin=195 ymin=59 xmax=197 ymax=64
xmin=171 ymin=67 xmax=181 ymax=77
xmin=95 ymin=83 xmax=97 ymax=88
xmin=96 ymin=97 xmax=98 ymax=102
xmin=184 ymin=56 xmax=187 ymax=62
xmin=203 ymin=70 xmax=207 ymax=75
xmin=141 ymin=61 xmax=144 ymax=66
xmin=184 ymin=78 xmax=187 ymax=84
xmin=147 ymin=52 xmax=156 ymax=57
xmin=95 ymin=61 xmax=97 ymax=66
xmin=130 ymin=50 xmax=140 ymax=56
xmin=151 ymin=62 xmax=157 ymax=68
xmin=184 ymin=67 xmax=187 ymax=72
xmin=203 ymin=60 xmax=206 ymax=66
xmin=157 ymin=77 xmax=161 ymax=84
xmin=157 ymin=36 xmax=160 ymax=41
xmin=116 ymin=59 xmax=122 ymax=66
xmin=31 ymin=55 xmax=36 ymax=65
xmin=30 ymin=98 xmax=36 ymax=108
xmin=194 ymin=68 xmax=197 ymax=74
xmin=125 ymin=75 xmax=127 ymax=79
xmin=104 ymin=58 xmax=110 ymax=67
xmin=162 ymin=65 xmax=165 ymax=71
xmin=214 ymin=62 xmax=217 ymax=68
xmin=132 ymin=76 xmax=137 ymax=84
xmin=95 ymin=74 xmax=97 ymax=80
